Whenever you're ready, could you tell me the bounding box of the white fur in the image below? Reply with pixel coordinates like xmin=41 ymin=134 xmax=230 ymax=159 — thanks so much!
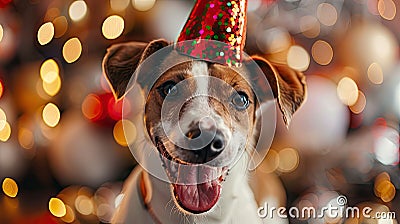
xmin=178 ymin=61 xmax=211 ymax=136
xmin=112 ymin=156 xmax=263 ymax=224
xmin=192 ymin=61 xmax=209 ymax=96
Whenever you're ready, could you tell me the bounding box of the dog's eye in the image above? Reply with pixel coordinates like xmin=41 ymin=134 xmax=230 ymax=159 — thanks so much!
xmin=158 ymin=81 xmax=178 ymax=98
xmin=231 ymin=91 xmax=250 ymax=110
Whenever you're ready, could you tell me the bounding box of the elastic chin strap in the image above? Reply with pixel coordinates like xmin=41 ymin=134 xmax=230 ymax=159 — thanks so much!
xmin=138 ymin=171 xmax=162 ymax=224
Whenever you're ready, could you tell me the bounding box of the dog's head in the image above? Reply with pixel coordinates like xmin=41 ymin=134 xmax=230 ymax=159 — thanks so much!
xmin=103 ymin=39 xmax=306 ymax=214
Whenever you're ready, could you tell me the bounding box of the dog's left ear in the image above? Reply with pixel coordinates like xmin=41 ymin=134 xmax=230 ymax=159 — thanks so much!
xmin=102 ymin=39 xmax=169 ymax=100
xmin=251 ymin=56 xmax=306 ymax=126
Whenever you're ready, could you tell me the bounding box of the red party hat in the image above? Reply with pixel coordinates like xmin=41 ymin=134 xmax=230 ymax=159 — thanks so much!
xmin=176 ymin=0 xmax=248 ymax=67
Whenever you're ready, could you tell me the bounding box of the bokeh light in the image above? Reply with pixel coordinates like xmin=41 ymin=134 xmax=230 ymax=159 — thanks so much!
xmin=40 ymin=59 xmax=59 ymax=83
xmin=69 ymin=0 xmax=88 ymax=22
xmin=49 ymin=197 xmax=66 ymax=217
xmin=113 ymin=120 xmax=137 ymax=147
xmin=82 ymin=94 xmax=103 ymax=121
xmin=349 ymin=91 xmax=366 ymax=114
xmin=96 ymin=203 xmax=112 ymax=222
xmin=37 ymin=85 xmax=51 ymax=102
xmin=0 ymin=108 xmax=6 ymax=130
xmin=380 ymin=182 xmax=396 ymax=202
xmin=75 ymin=195 xmax=94 ymax=215
xmin=42 ymin=75 xmax=62 ymax=97
xmin=374 ymin=128 xmax=399 ymax=166
xmin=377 ymin=171 xmax=390 ymax=181
xmin=287 ymin=45 xmax=310 ymax=72
xmin=300 ymin=15 xmax=320 ymax=38
xmin=340 ymin=21 xmax=398 ymax=75
xmin=258 ymin=149 xmax=279 ymax=173
xmin=277 ymin=148 xmax=299 ymax=173
xmin=0 ymin=24 xmax=3 ymax=42
xmin=37 ymin=22 xmax=55 ymax=45
xmin=337 ymin=77 xmax=359 ymax=106
xmin=311 ymin=40 xmax=334 ymax=66
xmin=102 ymin=15 xmax=125 ymax=40
xmin=0 ymin=121 xmax=11 ymax=142
xmin=2 ymin=178 xmax=18 ymax=198
xmin=110 ymin=0 xmax=130 ymax=11
xmin=374 ymin=173 xmax=396 ymax=203
xmin=61 ymin=205 xmax=75 ymax=223
xmin=0 ymin=80 xmax=3 ymax=99
xmin=132 ymin=0 xmax=156 ymax=11
xmin=108 ymin=96 xmax=129 ymax=120
xmin=53 ymin=16 xmax=68 ymax=38
xmin=42 ymin=103 xmax=61 ymax=128
xmin=367 ymin=62 xmax=384 ymax=85
xmin=316 ymin=3 xmax=338 ymax=26
xmin=18 ymin=128 xmax=35 ymax=150
xmin=378 ymin=0 xmax=396 ymax=21
xmin=62 ymin=37 xmax=82 ymax=63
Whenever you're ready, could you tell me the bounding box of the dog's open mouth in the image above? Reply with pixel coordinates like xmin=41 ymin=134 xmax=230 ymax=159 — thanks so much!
xmin=156 ymin=138 xmax=228 ymax=214
xmin=171 ymin=166 xmax=227 ymax=214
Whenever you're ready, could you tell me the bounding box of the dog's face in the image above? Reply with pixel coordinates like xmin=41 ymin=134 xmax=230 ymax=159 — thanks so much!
xmin=103 ymin=39 xmax=306 ymax=214
xmin=145 ymin=61 xmax=256 ymax=165
xmin=144 ymin=61 xmax=256 ymax=213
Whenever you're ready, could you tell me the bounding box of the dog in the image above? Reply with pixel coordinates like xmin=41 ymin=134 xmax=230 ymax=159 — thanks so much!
xmin=102 ymin=39 xmax=306 ymax=223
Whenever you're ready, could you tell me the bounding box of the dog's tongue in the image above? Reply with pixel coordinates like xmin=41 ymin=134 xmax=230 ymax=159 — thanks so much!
xmin=173 ymin=181 xmax=220 ymax=213
xmin=173 ymin=165 xmax=221 ymax=213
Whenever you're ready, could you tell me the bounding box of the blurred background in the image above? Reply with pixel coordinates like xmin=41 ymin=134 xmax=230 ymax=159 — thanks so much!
xmin=0 ymin=0 xmax=399 ymax=223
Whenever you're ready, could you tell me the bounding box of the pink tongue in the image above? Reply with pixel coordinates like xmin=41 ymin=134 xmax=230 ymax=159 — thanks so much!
xmin=173 ymin=180 xmax=221 ymax=213
xmin=166 ymin=163 xmax=222 ymax=213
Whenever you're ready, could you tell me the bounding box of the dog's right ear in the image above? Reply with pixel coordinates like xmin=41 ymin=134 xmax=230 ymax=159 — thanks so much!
xmin=250 ymin=56 xmax=306 ymax=127
xmin=102 ymin=39 xmax=169 ymax=100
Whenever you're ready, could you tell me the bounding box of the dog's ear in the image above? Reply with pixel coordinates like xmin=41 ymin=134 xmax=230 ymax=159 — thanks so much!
xmin=102 ymin=39 xmax=169 ymax=99
xmin=251 ymin=56 xmax=306 ymax=126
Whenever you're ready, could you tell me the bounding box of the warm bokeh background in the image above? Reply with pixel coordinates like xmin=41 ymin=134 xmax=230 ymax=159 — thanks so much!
xmin=0 ymin=0 xmax=399 ymax=223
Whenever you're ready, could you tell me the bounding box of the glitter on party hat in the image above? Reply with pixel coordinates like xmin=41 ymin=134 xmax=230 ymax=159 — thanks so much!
xmin=176 ymin=0 xmax=248 ymax=67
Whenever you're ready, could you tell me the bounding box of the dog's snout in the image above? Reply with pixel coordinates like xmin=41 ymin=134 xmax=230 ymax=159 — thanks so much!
xmin=184 ymin=128 xmax=226 ymax=164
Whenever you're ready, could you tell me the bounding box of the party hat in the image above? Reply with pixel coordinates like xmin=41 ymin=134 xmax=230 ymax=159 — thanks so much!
xmin=176 ymin=0 xmax=248 ymax=67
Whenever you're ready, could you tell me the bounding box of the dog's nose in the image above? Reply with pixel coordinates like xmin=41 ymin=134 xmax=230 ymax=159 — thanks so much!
xmin=210 ymin=133 xmax=224 ymax=152
xmin=185 ymin=129 xmax=226 ymax=164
